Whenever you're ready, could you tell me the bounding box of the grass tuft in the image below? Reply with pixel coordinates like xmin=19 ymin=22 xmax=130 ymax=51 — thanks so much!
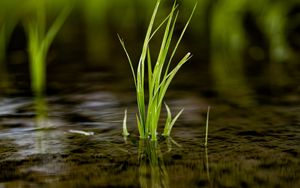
xmin=24 ymin=1 xmax=73 ymax=96
xmin=119 ymin=0 xmax=196 ymax=140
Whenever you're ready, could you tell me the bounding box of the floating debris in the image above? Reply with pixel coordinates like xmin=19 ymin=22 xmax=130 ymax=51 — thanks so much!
xmin=68 ymin=129 xmax=94 ymax=136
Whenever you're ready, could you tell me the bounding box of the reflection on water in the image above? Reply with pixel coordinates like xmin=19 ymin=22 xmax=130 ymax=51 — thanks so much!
xmin=34 ymin=96 xmax=49 ymax=153
xmin=138 ymin=140 xmax=169 ymax=188
xmin=0 ymin=100 xmax=299 ymax=187
xmin=205 ymin=146 xmax=210 ymax=183
xmin=0 ymin=74 xmax=299 ymax=187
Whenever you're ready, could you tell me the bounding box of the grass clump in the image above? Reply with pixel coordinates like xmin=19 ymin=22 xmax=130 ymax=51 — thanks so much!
xmin=119 ymin=0 xmax=196 ymax=140
xmin=24 ymin=0 xmax=73 ymax=96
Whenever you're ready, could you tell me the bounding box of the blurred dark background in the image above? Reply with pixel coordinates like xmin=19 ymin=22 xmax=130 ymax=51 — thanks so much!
xmin=1 ymin=0 xmax=300 ymax=106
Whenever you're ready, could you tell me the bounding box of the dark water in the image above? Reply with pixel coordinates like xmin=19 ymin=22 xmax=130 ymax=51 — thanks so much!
xmin=1 ymin=0 xmax=300 ymax=186
xmin=0 ymin=62 xmax=300 ymax=188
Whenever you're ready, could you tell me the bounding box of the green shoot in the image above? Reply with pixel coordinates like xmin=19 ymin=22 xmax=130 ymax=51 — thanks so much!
xmin=162 ymin=103 xmax=184 ymax=137
xmin=24 ymin=1 xmax=73 ymax=96
xmin=119 ymin=0 xmax=196 ymax=140
xmin=205 ymin=106 xmax=210 ymax=147
xmin=122 ymin=109 xmax=130 ymax=136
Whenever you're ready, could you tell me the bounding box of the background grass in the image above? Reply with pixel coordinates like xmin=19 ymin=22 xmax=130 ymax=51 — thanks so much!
xmin=0 ymin=0 xmax=299 ymax=105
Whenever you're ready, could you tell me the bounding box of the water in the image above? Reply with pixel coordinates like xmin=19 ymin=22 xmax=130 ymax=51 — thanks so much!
xmin=0 ymin=62 xmax=300 ymax=188
xmin=1 ymin=0 xmax=300 ymax=186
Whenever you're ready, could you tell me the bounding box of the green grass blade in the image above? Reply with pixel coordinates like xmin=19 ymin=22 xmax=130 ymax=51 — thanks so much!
xmin=152 ymin=2 xmax=176 ymax=90
xmin=145 ymin=4 xmax=178 ymax=139
xmin=137 ymin=0 xmax=160 ymax=130
xmin=163 ymin=11 xmax=179 ymax=77
xmin=149 ymin=4 xmax=178 ymax=41
xmin=36 ymin=0 xmax=46 ymax=39
xmin=164 ymin=108 xmax=184 ymax=136
xmin=118 ymin=34 xmax=137 ymax=86
xmin=136 ymin=80 xmax=146 ymax=131
xmin=157 ymin=53 xmax=192 ymax=107
xmin=147 ymin=48 xmax=153 ymax=100
xmin=205 ymin=106 xmax=210 ymax=146
xmin=163 ymin=103 xmax=172 ymax=135
xmin=43 ymin=5 xmax=73 ymax=54
xmin=25 ymin=20 xmax=45 ymax=96
xmin=145 ymin=9 xmax=176 ymax=139
xmin=122 ymin=109 xmax=130 ymax=136
xmin=166 ymin=3 xmax=197 ymax=74
xmin=140 ymin=0 xmax=160 ymax=59
xmin=136 ymin=113 xmax=145 ymax=138
xmin=146 ymin=52 xmax=191 ymax=133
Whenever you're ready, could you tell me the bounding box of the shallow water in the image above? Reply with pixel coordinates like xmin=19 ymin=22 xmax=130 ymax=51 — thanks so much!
xmin=1 ymin=0 xmax=300 ymax=186
xmin=0 ymin=65 xmax=300 ymax=188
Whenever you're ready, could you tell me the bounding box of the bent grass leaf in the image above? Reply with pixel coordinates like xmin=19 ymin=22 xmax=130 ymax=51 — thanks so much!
xmin=163 ymin=103 xmax=184 ymax=136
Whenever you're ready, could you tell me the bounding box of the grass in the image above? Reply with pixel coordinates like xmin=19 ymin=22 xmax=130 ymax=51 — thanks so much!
xmin=119 ymin=0 xmax=196 ymax=140
xmin=122 ymin=109 xmax=130 ymax=137
xmin=24 ymin=0 xmax=72 ymax=96
xmin=138 ymin=140 xmax=169 ymax=187
xmin=205 ymin=106 xmax=210 ymax=147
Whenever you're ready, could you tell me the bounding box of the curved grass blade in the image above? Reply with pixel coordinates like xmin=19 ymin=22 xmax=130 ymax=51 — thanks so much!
xmin=164 ymin=2 xmax=197 ymax=76
xmin=163 ymin=103 xmax=184 ymax=136
xmin=149 ymin=4 xmax=178 ymax=41
xmin=118 ymin=34 xmax=136 ymax=86
xmin=43 ymin=4 xmax=73 ymax=54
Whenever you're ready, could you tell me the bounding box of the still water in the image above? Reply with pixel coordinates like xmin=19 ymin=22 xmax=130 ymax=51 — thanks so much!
xmin=1 ymin=0 xmax=300 ymax=186
xmin=0 ymin=62 xmax=299 ymax=187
